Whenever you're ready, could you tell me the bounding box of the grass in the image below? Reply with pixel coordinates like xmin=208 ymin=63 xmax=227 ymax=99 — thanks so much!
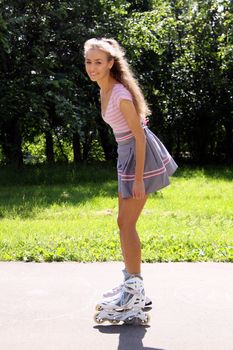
xmin=0 ymin=163 xmax=232 ymax=262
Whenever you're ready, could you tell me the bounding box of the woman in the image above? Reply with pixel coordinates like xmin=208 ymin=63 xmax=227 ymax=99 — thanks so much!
xmin=84 ymin=38 xmax=178 ymax=324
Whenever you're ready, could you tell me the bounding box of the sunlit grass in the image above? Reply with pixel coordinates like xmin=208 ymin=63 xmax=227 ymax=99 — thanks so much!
xmin=0 ymin=164 xmax=232 ymax=262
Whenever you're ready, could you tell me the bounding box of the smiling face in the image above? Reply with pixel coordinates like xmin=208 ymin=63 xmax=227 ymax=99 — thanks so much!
xmin=85 ymin=48 xmax=114 ymax=83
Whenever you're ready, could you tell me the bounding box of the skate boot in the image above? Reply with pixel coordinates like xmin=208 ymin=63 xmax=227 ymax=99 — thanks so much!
xmin=94 ymin=276 xmax=150 ymax=325
xmin=97 ymin=270 xmax=152 ymax=312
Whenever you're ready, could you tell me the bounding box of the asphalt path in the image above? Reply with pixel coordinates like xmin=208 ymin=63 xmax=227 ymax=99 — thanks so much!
xmin=0 ymin=262 xmax=232 ymax=350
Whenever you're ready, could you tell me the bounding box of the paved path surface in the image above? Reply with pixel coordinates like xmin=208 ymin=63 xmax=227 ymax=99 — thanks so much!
xmin=0 ymin=262 xmax=232 ymax=350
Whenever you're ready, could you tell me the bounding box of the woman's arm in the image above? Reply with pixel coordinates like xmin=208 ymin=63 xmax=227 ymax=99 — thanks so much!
xmin=119 ymin=99 xmax=146 ymax=199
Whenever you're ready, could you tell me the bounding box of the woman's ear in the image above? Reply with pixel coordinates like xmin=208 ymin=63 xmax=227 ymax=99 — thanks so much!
xmin=109 ymin=58 xmax=114 ymax=70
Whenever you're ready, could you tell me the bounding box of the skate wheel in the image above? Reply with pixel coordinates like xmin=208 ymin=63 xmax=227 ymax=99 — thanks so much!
xmin=109 ymin=319 xmax=120 ymax=324
xmin=140 ymin=313 xmax=150 ymax=325
xmin=94 ymin=312 xmax=105 ymax=324
xmin=95 ymin=304 xmax=103 ymax=311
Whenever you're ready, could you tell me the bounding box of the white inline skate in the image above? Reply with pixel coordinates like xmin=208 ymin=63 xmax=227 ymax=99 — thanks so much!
xmin=94 ymin=276 xmax=150 ymax=325
xmin=96 ymin=270 xmax=152 ymax=312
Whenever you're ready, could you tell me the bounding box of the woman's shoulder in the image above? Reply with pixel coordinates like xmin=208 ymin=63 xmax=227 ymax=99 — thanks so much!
xmin=113 ymin=83 xmax=132 ymax=99
xmin=114 ymin=83 xmax=129 ymax=93
xmin=112 ymin=83 xmax=132 ymax=109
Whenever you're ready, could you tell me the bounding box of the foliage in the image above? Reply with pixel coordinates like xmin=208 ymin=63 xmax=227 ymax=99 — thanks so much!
xmin=123 ymin=0 xmax=233 ymax=162
xmin=0 ymin=0 xmax=232 ymax=165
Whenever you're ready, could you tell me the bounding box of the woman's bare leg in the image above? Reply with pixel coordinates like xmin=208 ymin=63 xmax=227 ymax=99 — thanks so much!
xmin=117 ymin=193 xmax=148 ymax=274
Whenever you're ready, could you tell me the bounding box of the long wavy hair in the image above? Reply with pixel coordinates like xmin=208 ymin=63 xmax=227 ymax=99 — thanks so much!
xmin=84 ymin=38 xmax=151 ymax=120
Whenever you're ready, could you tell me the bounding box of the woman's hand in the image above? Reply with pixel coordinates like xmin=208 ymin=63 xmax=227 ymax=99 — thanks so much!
xmin=132 ymin=180 xmax=146 ymax=200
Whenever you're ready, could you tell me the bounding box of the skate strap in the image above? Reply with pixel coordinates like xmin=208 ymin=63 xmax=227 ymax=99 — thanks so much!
xmin=123 ymin=285 xmax=144 ymax=295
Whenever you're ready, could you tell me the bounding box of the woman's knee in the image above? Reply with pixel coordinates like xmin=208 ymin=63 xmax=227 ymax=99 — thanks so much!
xmin=117 ymin=214 xmax=136 ymax=231
xmin=117 ymin=215 xmax=123 ymax=230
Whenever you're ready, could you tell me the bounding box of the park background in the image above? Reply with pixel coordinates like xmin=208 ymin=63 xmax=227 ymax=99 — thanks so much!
xmin=0 ymin=0 xmax=232 ymax=262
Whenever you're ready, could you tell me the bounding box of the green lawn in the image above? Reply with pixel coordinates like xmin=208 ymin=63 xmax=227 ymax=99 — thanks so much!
xmin=0 ymin=164 xmax=232 ymax=262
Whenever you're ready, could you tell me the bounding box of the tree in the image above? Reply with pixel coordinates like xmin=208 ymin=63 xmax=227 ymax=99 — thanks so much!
xmin=0 ymin=0 xmax=129 ymax=165
xmin=122 ymin=0 xmax=233 ymax=163
xmin=0 ymin=0 xmax=232 ymax=165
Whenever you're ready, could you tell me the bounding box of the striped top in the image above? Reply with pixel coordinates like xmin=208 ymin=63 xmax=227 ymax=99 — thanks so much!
xmin=101 ymin=83 xmax=132 ymax=134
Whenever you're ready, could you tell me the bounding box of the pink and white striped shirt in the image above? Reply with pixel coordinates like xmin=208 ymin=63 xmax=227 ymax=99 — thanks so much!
xmin=101 ymin=83 xmax=132 ymax=134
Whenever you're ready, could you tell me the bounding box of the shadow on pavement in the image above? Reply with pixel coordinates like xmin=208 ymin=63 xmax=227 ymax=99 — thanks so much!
xmin=94 ymin=325 xmax=166 ymax=350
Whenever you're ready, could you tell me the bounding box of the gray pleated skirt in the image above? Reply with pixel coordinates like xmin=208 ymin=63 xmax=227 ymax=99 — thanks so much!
xmin=116 ymin=127 xmax=178 ymax=198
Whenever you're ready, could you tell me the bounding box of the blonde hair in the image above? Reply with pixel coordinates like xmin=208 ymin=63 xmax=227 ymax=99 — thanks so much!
xmin=84 ymin=38 xmax=151 ymax=120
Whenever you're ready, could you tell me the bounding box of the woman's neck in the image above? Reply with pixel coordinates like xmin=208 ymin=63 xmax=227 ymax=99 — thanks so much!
xmin=98 ymin=77 xmax=118 ymax=94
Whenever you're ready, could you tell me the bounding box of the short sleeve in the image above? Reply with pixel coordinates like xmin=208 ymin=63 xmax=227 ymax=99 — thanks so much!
xmin=113 ymin=85 xmax=133 ymax=109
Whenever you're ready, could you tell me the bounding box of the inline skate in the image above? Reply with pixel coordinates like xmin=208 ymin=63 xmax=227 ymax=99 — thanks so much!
xmin=94 ymin=276 xmax=150 ymax=325
xmin=97 ymin=270 xmax=152 ymax=312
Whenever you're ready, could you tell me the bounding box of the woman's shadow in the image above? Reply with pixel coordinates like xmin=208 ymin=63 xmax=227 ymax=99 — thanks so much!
xmin=94 ymin=325 xmax=166 ymax=350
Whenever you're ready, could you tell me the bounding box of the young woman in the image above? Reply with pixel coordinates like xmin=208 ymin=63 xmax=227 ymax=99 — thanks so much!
xmin=84 ymin=38 xmax=178 ymax=324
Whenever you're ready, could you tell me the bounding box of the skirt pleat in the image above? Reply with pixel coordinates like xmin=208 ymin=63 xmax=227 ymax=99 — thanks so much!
xmin=117 ymin=127 xmax=178 ymax=198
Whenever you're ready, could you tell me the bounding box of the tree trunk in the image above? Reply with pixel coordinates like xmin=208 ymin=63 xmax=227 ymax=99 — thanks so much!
xmin=224 ymin=120 xmax=233 ymax=163
xmin=45 ymin=131 xmax=55 ymax=164
xmin=82 ymin=139 xmax=91 ymax=161
xmin=72 ymin=132 xmax=82 ymax=164
xmin=98 ymin=125 xmax=117 ymax=161
xmin=175 ymin=129 xmax=181 ymax=161
xmin=0 ymin=119 xmax=23 ymax=168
